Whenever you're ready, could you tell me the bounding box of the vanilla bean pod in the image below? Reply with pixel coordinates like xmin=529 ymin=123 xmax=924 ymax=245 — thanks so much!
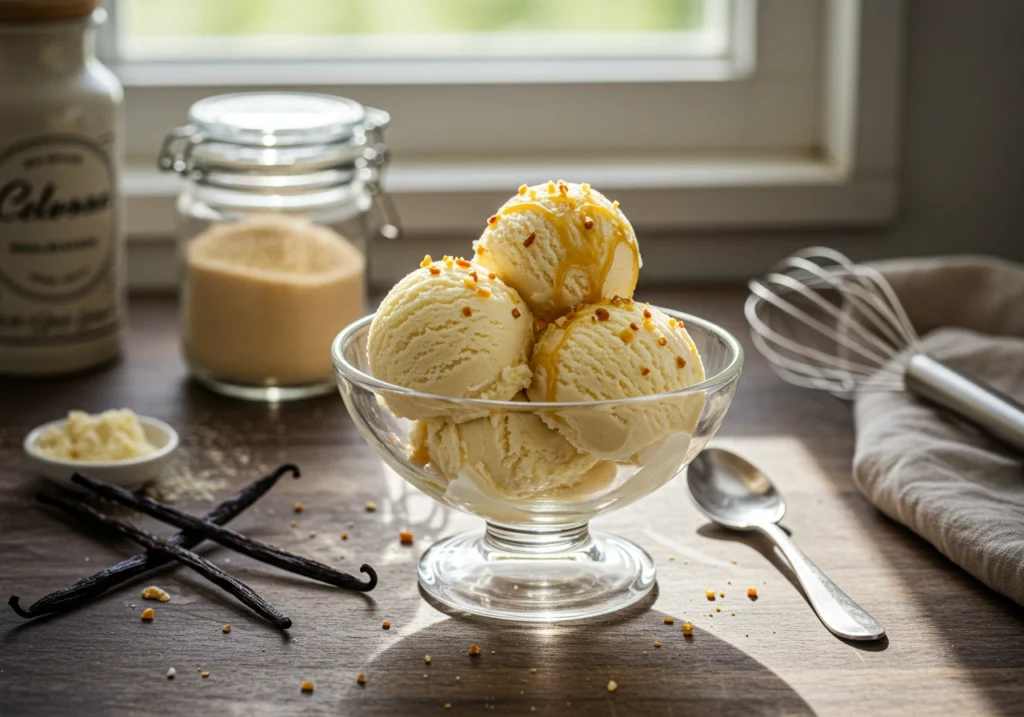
xmin=8 ymin=464 xmax=298 ymax=619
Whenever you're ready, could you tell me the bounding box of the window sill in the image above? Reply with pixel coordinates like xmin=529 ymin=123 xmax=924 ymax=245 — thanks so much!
xmin=125 ymin=152 xmax=897 ymax=239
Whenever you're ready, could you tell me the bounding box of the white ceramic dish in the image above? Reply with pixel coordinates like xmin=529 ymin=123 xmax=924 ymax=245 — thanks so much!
xmin=23 ymin=416 xmax=179 ymax=489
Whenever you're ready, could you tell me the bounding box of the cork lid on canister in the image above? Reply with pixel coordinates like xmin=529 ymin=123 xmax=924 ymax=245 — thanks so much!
xmin=0 ymin=0 xmax=100 ymax=22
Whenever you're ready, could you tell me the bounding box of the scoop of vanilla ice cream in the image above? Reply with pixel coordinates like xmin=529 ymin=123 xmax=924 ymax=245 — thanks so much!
xmin=473 ymin=181 xmax=641 ymax=321
xmin=526 ymin=300 xmax=706 ymax=461
xmin=368 ymin=256 xmax=534 ymax=420
xmin=409 ymin=409 xmax=603 ymax=498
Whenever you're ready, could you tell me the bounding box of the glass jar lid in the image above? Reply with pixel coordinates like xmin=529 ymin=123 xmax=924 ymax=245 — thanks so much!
xmin=158 ymin=91 xmax=400 ymax=240
xmin=188 ymin=92 xmax=367 ymax=148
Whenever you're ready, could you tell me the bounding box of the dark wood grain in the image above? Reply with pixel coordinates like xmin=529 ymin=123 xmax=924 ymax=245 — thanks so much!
xmin=1 ymin=292 xmax=1022 ymax=717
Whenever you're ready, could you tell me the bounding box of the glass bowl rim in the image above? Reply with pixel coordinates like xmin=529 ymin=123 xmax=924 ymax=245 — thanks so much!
xmin=331 ymin=306 xmax=744 ymax=410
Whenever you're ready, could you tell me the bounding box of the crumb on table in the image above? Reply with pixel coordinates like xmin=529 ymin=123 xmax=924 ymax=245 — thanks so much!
xmin=166 ymin=667 xmax=176 ymax=679
xmin=382 ymin=620 xmax=391 ymax=630
xmin=399 ymin=530 xmax=414 ymax=545
xmin=607 ymin=680 xmax=618 ymax=693
xmin=140 ymin=607 xmax=154 ymax=621
xmin=747 ymin=587 xmax=758 ymax=599
xmin=469 ymin=644 xmax=481 ymax=656
xmin=141 ymin=586 xmax=170 ymax=602
xmin=663 ymin=616 xmax=674 ymax=625
xmin=301 ymin=680 xmax=314 ymax=693
xmin=365 ymin=502 xmax=377 ymax=512
xmin=222 ymin=624 xmax=231 ymax=633
xmin=682 ymin=622 xmax=694 ymax=636
xmin=706 ymin=589 xmax=716 ymax=600
xmin=357 ymin=674 xmax=367 ymax=685
xmin=293 ymin=502 xmax=303 ymax=513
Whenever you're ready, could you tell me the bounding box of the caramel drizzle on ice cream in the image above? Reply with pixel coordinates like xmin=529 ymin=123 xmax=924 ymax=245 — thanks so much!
xmin=495 ymin=196 xmax=638 ymax=319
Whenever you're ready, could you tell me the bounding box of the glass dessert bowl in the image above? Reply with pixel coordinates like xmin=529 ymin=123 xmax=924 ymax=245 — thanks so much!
xmin=333 ymin=307 xmax=742 ymax=622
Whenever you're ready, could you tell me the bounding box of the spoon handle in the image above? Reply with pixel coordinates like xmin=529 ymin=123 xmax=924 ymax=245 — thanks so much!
xmin=758 ymin=523 xmax=885 ymax=641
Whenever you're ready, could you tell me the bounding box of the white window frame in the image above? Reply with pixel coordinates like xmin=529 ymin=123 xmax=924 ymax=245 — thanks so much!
xmin=110 ymin=0 xmax=903 ymax=287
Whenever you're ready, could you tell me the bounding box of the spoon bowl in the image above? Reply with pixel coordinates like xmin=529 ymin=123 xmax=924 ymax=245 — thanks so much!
xmin=688 ymin=448 xmax=786 ymax=529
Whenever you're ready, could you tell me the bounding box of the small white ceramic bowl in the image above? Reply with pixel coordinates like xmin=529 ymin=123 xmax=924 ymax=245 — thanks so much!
xmin=23 ymin=416 xmax=179 ymax=489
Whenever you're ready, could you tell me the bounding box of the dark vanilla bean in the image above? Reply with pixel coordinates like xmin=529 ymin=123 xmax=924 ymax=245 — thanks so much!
xmin=8 ymin=464 xmax=299 ymax=619
xmin=35 ymin=493 xmax=292 ymax=630
xmin=71 ymin=472 xmax=377 ymax=592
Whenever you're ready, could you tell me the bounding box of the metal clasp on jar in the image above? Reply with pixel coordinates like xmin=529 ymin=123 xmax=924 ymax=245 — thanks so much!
xmin=157 ymin=125 xmax=203 ymax=176
xmin=360 ymin=107 xmax=402 ymax=241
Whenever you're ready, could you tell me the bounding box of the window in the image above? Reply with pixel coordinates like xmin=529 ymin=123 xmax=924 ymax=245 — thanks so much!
xmin=119 ymin=0 xmax=732 ymax=65
xmin=109 ymin=1 xmax=903 ymax=286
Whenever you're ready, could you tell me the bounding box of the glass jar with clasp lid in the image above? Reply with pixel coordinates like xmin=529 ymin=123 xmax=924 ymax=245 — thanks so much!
xmin=158 ymin=92 xmax=400 ymax=402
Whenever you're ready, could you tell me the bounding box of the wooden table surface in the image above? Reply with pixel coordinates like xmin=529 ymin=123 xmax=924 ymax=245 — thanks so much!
xmin=1 ymin=291 xmax=1022 ymax=717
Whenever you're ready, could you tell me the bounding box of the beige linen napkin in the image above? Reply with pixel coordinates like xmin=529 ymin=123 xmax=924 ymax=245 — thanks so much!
xmin=852 ymin=256 xmax=1024 ymax=605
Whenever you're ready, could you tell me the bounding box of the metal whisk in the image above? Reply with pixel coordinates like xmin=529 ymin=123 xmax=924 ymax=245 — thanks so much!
xmin=745 ymin=247 xmax=1024 ymax=453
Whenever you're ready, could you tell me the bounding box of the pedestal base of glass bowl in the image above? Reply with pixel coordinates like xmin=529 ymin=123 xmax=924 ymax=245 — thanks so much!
xmin=418 ymin=522 xmax=656 ymax=623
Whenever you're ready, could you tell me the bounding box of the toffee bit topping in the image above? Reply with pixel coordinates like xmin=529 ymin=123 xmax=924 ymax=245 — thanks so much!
xmin=469 ymin=644 xmax=481 ymax=656
xmin=477 ymin=287 xmax=492 ymax=299
xmin=488 ymin=272 xmax=496 ymax=280
xmin=464 ymin=277 xmax=476 ymax=290
xmin=643 ymin=320 xmax=655 ymax=332
xmin=518 ymin=183 xmax=528 ymax=195
xmin=682 ymin=622 xmax=694 ymax=636
xmin=365 ymin=502 xmax=377 ymax=512
xmin=429 ymin=266 xmax=441 ymax=275
xmin=547 ymin=181 xmax=556 ymax=193
xmin=382 ymin=620 xmax=391 ymax=629
xmin=301 ymin=680 xmax=315 ymax=693
xmin=583 ymin=217 xmax=594 ymax=230
xmin=529 ymin=188 xmax=537 ymax=200
xmin=523 ymin=232 xmax=536 ymax=247
xmin=591 ymin=315 xmax=597 ymax=322
xmin=612 ymin=200 xmax=620 ymax=210
xmin=559 ymin=183 xmax=569 ymax=196
xmin=595 ymin=308 xmax=610 ymax=321
xmin=456 ymin=258 xmax=472 ymax=268
xmin=469 ymin=271 xmax=478 ymax=281
xmin=444 ymin=256 xmax=454 ymax=269
xmin=611 ymin=295 xmax=623 ymax=307
xmin=487 ymin=215 xmax=499 ymax=226
xmin=222 ymin=624 xmax=231 ymax=633
xmin=619 ymin=328 xmax=634 ymax=343
xmin=564 ymin=311 xmax=577 ymax=322
xmin=669 ymin=318 xmax=677 ymax=327
xmin=420 ymin=255 xmax=432 ymax=268
xmin=476 ymin=245 xmax=487 ymax=255
xmin=462 ymin=306 xmax=473 ymax=317
xmin=641 ymin=367 xmax=651 ymax=376
xmin=357 ymin=674 xmax=367 ymax=685
xmin=512 ymin=308 xmax=521 ymax=319
xmin=643 ymin=309 xmax=652 ymax=319
xmin=677 ymin=356 xmax=687 ymax=369
xmin=399 ymin=530 xmax=415 ymax=544
xmin=293 ymin=502 xmax=303 ymax=513
xmin=581 ymin=182 xmax=591 ymax=193
xmin=535 ymin=319 xmax=547 ymax=332
xmin=629 ymin=323 xmax=639 ymax=332
xmin=140 ymin=607 xmax=155 ymax=621
xmin=141 ymin=586 xmax=170 ymax=602
xmin=658 ymin=337 xmax=668 ymax=347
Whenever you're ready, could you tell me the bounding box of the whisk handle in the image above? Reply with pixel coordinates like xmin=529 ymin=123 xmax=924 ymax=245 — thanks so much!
xmin=905 ymin=353 xmax=1024 ymax=453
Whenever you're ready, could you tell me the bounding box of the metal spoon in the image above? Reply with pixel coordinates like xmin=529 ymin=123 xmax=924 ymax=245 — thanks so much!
xmin=688 ymin=448 xmax=885 ymax=641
